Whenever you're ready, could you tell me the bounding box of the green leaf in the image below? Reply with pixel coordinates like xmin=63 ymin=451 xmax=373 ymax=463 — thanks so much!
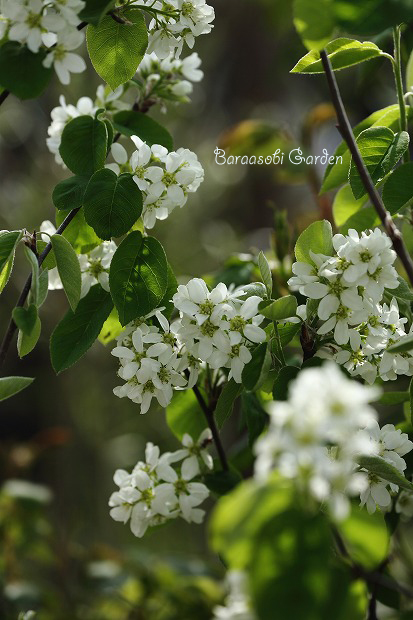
xmin=387 ymin=334 xmax=413 ymax=354
xmin=258 ymin=252 xmax=272 ymax=297
xmin=109 ymin=231 xmax=168 ymax=326
xmin=204 ymin=469 xmax=242 ymax=495
xmin=59 ymin=116 xmax=107 ymax=177
xmin=83 ymin=169 xmax=142 ymax=240
xmin=387 ymin=276 xmax=413 ymax=302
xmin=294 ymin=220 xmax=333 ymax=264
xmin=291 ymin=38 xmax=382 ymax=74
xmin=50 ymin=285 xmax=113 ymax=373
xmin=273 ymin=366 xmax=300 ymax=401
xmin=410 ymin=376 xmax=413 ymax=428
xmin=166 ymin=389 xmax=207 ymax=441
xmin=113 ymin=110 xmax=174 ymax=151
xmin=79 ymin=0 xmax=116 ymax=25
xmin=0 ymin=230 xmax=22 ymax=293
xmin=0 ymin=376 xmax=34 ymax=402
xmin=56 ymin=208 xmax=102 ymax=254
xmin=333 ymin=184 xmax=367 ymax=228
xmin=242 ymin=343 xmax=272 ymax=392
xmin=215 ymin=379 xmax=243 ymax=430
xmin=382 ymin=162 xmax=413 ymax=215
xmin=52 ymin=176 xmax=90 ymax=211
xmin=50 ymin=234 xmax=82 ymax=312
xmin=293 ymin=0 xmax=335 ymax=51
xmin=159 ymin=263 xmax=178 ymax=319
xmin=278 ymin=322 xmax=301 ymax=347
xmin=334 ymin=0 xmax=413 ymax=36
xmin=259 ymin=296 xmax=297 ymax=321
xmin=339 ymin=506 xmax=389 ymax=570
xmin=98 ymin=306 xmax=123 ymax=345
xmin=381 ymin=131 xmax=410 ymax=173
xmin=358 ymin=455 xmax=413 ymax=492
xmin=321 ymin=105 xmax=410 ymax=194
xmin=12 ymin=305 xmax=37 ymax=335
xmin=241 ymin=392 xmax=268 ymax=447
xmin=24 ymin=246 xmax=40 ymax=307
xmin=340 ymin=206 xmax=380 ymax=234
xmin=377 ymin=391 xmax=410 ymax=406
xmin=349 ymin=126 xmax=395 ymax=199
xmin=38 ymin=269 xmax=49 ymax=308
xmin=86 ymin=7 xmax=148 ymax=90
xmin=17 ymin=316 xmax=41 ymax=358
xmin=0 ymin=43 xmax=52 ymax=99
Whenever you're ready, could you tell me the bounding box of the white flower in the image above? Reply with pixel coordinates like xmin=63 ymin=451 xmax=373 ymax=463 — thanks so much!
xmin=5 ymin=0 xmax=56 ymax=53
xmin=109 ymin=441 xmax=210 ymax=538
xmin=43 ymin=28 xmax=86 ymax=85
xmin=254 ymin=363 xmax=379 ymax=520
xmin=174 ymin=428 xmax=213 ymax=477
xmin=78 ymin=241 xmax=117 ymax=298
xmin=358 ymin=421 xmax=413 ymax=514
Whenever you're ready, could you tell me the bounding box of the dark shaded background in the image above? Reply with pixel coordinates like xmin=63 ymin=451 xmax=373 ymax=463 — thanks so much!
xmin=0 ymin=1 xmax=408 ymax=616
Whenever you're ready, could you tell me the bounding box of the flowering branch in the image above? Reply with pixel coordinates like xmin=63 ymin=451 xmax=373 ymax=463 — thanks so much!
xmin=320 ymin=49 xmax=413 ymax=287
xmin=0 ymin=207 xmax=80 ymax=368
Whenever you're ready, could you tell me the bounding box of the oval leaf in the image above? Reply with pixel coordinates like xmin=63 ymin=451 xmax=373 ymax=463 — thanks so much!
xmin=358 ymin=455 xmax=413 ymax=492
xmin=83 ymin=169 xmax=142 ymax=240
xmin=109 ymin=231 xmax=168 ymax=325
xmin=59 ymin=116 xmax=107 ymax=176
xmin=51 ymin=234 xmax=82 ymax=312
xmin=259 ymin=296 xmax=297 ymax=321
xmin=349 ymin=126 xmax=394 ymax=199
xmin=17 ymin=316 xmax=41 ymax=358
xmin=50 ymin=285 xmax=113 ymax=373
xmin=382 ymin=162 xmax=413 ymax=215
xmin=0 ymin=43 xmax=52 ymax=99
xmin=0 ymin=376 xmax=34 ymax=402
xmin=86 ymin=7 xmax=148 ymax=90
xmin=291 ymin=38 xmax=382 ymax=74
xmin=52 ymin=176 xmax=90 ymax=211
xmin=113 ymin=110 xmax=174 ymax=150
xmin=294 ymin=220 xmax=333 ymax=264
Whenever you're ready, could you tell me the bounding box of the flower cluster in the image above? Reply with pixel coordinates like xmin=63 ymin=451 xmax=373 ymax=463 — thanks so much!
xmin=143 ymin=0 xmax=215 ymax=60
xmin=213 ymin=571 xmax=256 ymax=620
xmin=109 ymin=434 xmax=212 ymax=538
xmin=112 ymin=280 xmax=267 ymax=414
xmin=39 ymin=220 xmax=116 ymax=296
xmin=254 ymin=363 xmax=383 ymax=519
xmin=359 ymin=421 xmax=413 ymax=514
xmin=173 ymin=279 xmax=267 ymax=383
xmin=288 ymin=228 xmax=413 ymax=383
xmin=46 ymin=86 xmax=126 ymax=165
xmin=135 ymin=51 xmax=203 ymax=109
xmin=1 ymin=0 xmax=86 ymax=84
xmin=112 ymin=309 xmax=192 ymax=414
xmin=106 ymin=136 xmax=204 ymax=229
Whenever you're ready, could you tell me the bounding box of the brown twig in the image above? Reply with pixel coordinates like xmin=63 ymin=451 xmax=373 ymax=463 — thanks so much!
xmin=320 ymin=50 xmax=413 ymax=287
xmin=189 ymin=376 xmax=229 ymax=472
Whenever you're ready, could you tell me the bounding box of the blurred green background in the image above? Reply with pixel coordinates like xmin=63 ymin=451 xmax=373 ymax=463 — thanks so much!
xmin=0 ymin=1 xmax=411 ymax=617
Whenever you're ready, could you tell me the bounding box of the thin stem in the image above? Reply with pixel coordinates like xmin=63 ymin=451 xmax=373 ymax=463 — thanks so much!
xmin=320 ymin=49 xmax=413 ymax=287
xmin=190 ymin=378 xmax=229 ymax=472
xmin=392 ymin=25 xmax=409 ymax=163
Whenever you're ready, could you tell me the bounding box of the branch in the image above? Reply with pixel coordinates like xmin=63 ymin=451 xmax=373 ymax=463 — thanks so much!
xmin=320 ymin=50 xmax=413 ymax=288
xmin=189 ymin=377 xmax=229 ymax=472
xmin=0 ymin=207 xmax=81 ymax=368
